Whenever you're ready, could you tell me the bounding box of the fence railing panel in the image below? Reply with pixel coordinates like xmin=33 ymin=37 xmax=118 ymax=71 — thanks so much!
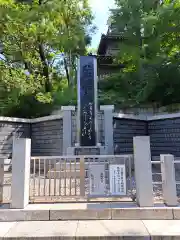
xmin=151 ymin=156 xmax=180 ymax=200
xmin=3 ymin=154 xmax=180 ymax=204
xmin=174 ymin=158 xmax=180 ymax=197
xmin=151 ymin=160 xmax=163 ymax=201
xmin=30 ymin=156 xmax=81 ymax=200
xmin=29 ymin=155 xmax=134 ymax=202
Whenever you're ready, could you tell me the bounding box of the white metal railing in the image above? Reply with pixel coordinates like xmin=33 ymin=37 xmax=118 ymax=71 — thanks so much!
xmin=151 ymin=157 xmax=180 ymax=198
xmin=0 ymin=158 xmax=12 ymax=203
xmin=29 ymin=155 xmax=134 ymax=202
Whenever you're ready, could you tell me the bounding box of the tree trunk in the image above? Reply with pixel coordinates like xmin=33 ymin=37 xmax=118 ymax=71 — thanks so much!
xmin=38 ymin=43 xmax=51 ymax=92
xmin=64 ymin=57 xmax=70 ymax=86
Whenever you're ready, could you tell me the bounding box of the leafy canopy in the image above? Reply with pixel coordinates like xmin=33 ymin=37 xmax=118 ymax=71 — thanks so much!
xmin=0 ymin=0 xmax=94 ymax=117
xmin=100 ymin=0 xmax=180 ymax=108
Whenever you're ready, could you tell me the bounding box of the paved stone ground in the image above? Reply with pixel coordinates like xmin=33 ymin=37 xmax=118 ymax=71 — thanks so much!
xmin=1 ymin=220 xmax=180 ymax=239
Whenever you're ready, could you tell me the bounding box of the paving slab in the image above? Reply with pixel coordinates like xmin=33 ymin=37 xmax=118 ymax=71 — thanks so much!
xmin=75 ymin=220 xmax=149 ymax=239
xmin=2 ymin=220 xmax=180 ymax=239
xmin=0 ymin=222 xmax=17 ymax=238
xmin=143 ymin=220 xmax=180 ymax=236
xmin=4 ymin=220 xmax=78 ymax=239
xmin=0 ymin=209 xmax=49 ymax=222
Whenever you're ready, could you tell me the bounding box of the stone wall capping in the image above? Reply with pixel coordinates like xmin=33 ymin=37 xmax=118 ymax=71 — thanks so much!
xmin=1 ymin=111 xmax=180 ymax=123
xmin=61 ymin=106 xmax=75 ymax=111
xmin=100 ymin=105 xmax=114 ymax=111
xmin=147 ymin=112 xmax=180 ymax=121
xmin=31 ymin=114 xmax=63 ymax=123
xmin=0 ymin=116 xmax=31 ymax=123
xmin=0 ymin=115 xmax=63 ymax=123
xmin=113 ymin=113 xmax=147 ymax=121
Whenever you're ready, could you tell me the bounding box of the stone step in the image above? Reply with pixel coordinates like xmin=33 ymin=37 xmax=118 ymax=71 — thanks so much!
xmin=0 ymin=203 xmax=179 ymax=222
xmin=1 ymin=219 xmax=180 ymax=239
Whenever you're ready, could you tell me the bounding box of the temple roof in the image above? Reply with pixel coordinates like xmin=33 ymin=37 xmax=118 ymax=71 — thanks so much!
xmin=97 ymin=34 xmax=124 ymax=55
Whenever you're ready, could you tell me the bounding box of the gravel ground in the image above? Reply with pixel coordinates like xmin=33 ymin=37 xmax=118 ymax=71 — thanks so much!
xmin=2 ymin=166 xmax=180 ymax=203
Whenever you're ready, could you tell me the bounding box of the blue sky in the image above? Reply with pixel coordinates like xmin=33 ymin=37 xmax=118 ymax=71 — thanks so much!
xmin=89 ymin=0 xmax=116 ymax=49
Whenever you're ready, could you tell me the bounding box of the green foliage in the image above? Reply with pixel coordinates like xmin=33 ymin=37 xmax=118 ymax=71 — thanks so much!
xmin=101 ymin=0 xmax=180 ymax=108
xmin=0 ymin=0 xmax=94 ymax=117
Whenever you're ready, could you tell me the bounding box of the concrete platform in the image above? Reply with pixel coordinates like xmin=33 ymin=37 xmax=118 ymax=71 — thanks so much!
xmin=0 ymin=202 xmax=180 ymax=221
xmin=1 ymin=220 xmax=180 ymax=239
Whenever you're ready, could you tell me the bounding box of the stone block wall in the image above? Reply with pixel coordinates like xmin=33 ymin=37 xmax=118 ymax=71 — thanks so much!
xmin=113 ymin=118 xmax=147 ymax=154
xmin=0 ymin=119 xmax=30 ymax=159
xmin=31 ymin=119 xmax=63 ymax=156
xmin=148 ymin=117 xmax=180 ymax=157
xmin=1 ymin=112 xmax=180 ymax=158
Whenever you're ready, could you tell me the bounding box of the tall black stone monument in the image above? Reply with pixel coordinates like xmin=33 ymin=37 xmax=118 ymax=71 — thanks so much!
xmin=77 ymin=56 xmax=98 ymax=147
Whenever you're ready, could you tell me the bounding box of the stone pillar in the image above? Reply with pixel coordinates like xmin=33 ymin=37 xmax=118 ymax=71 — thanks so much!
xmin=61 ymin=106 xmax=75 ymax=155
xmin=0 ymin=158 xmax=3 ymax=203
xmin=160 ymin=154 xmax=178 ymax=206
xmin=133 ymin=136 xmax=154 ymax=207
xmin=100 ymin=105 xmax=114 ymax=154
xmin=77 ymin=56 xmax=98 ymax=147
xmin=11 ymin=138 xmax=31 ymax=209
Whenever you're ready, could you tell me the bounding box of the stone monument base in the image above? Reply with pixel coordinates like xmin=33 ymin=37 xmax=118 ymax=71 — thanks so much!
xmin=67 ymin=145 xmax=106 ymax=155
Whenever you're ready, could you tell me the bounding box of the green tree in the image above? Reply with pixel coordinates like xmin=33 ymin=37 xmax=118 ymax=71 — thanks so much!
xmin=100 ymin=0 xmax=180 ymax=108
xmin=0 ymin=0 xmax=94 ymax=117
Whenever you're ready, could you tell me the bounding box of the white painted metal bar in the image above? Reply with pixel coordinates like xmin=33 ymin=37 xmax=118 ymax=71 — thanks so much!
xmin=70 ymin=158 xmax=72 ymax=196
xmin=64 ymin=158 xmax=67 ymax=196
xmin=31 ymin=155 xmax=133 ymax=159
xmin=48 ymin=159 xmax=51 ymax=196
xmin=59 ymin=159 xmax=62 ymax=196
xmin=33 ymin=158 xmax=36 ymax=197
xmin=38 ymin=158 xmax=40 ymax=196
xmin=54 ymin=158 xmax=56 ymax=196
xmin=43 ymin=158 xmax=46 ymax=196
xmin=75 ymin=158 xmax=77 ymax=196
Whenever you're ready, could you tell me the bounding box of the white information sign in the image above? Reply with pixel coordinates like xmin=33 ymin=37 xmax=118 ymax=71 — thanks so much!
xmin=109 ymin=165 xmax=126 ymax=195
xmin=89 ymin=164 xmax=106 ymax=196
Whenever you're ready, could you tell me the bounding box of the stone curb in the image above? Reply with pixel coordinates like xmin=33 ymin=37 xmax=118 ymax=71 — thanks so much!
xmin=1 ymin=207 xmax=180 ymax=221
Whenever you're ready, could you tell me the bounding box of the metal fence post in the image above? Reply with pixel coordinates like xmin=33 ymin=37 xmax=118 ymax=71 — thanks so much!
xmin=160 ymin=154 xmax=178 ymax=206
xmin=133 ymin=136 xmax=154 ymax=207
xmin=80 ymin=156 xmax=85 ymax=196
xmin=11 ymin=138 xmax=31 ymax=209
